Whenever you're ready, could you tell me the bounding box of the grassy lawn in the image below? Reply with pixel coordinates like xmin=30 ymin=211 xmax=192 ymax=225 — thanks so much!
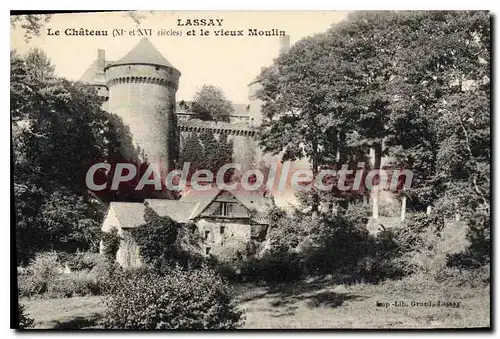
xmin=21 ymin=296 xmax=105 ymax=329
xmin=21 ymin=277 xmax=490 ymax=329
xmin=236 ymin=278 xmax=490 ymax=329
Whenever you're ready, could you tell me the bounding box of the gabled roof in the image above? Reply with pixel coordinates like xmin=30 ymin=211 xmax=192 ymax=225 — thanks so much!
xmin=109 ymin=202 xmax=147 ymax=229
xmin=106 ymin=188 xmax=273 ymax=230
xmin=180 ymin=187 xmax=273 ymax=222
xmin=232 ymin=189 xmax=274 ymax=214
xmin=79 ymin=59 xmax=114 ymax=85
xmin=144 ymin=199 xmax=198 ymax=223
xmin=180 ymin=187 xmax=220 ymax=219
xmin=108 ymin=38 xmax=176 ymax=69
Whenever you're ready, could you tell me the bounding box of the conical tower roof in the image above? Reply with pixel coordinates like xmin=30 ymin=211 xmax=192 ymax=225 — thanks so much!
xmin=108 ymin=38 xmax=176 ymax=69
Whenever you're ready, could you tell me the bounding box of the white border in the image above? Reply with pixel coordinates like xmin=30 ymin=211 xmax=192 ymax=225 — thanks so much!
xmin=4 ymin=1 xmax=498 ymax=338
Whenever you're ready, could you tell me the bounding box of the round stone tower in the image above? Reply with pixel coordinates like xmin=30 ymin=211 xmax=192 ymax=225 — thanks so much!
xmin=104 ymin=38 xmax=181 ymax=170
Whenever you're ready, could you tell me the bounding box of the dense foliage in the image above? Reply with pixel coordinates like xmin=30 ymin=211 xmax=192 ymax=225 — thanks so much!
xmin=130 ymin=206 xmax=202 ymax=271
xmin=178 ymin=130 xmax=233 ymax=180
xmin=100 ymin=228 xmax=121 ymax=262
xmin=102 ymin=265 xmax=244 ymax=329
xmin=256 ymin=10 xmax=490 ymax=266
xmin=18 ymin=304 xmax=34 ymax=329
xmin=191 ymin=84 xmax=234 ymax=122
xmin=17 ymin=251 xmax=115 ymax=298
xmin=12 ymin=49 xmax=137 ymax=264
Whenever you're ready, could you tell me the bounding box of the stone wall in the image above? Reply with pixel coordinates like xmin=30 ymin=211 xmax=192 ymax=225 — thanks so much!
xmin=116 ymin=229 xmax=142 ymax=269
xmin=178 ymin=119 xmax=259 ymax=173
xmin=196 ymin=219 xmax=252 ymax=261
xmin=105 ymin=64 xmax=180 ymax=169
xmin=100 ymin=208 xmax=142 ymax=269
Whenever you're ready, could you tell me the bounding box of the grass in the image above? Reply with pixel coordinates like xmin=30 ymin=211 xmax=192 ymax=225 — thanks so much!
xmin=21 ymin=296 xmax=105 ymax=329
xmin=236 ymin=277 xmax=490 ymax=329
xmin=20 ymin=276 xmax=490 ymax=329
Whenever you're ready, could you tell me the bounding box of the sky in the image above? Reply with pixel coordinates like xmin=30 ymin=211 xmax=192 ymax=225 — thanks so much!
xmin=11 ymin=11 xmax=349 ymax=104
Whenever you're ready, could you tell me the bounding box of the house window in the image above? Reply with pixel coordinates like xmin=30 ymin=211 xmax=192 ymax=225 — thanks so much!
xmin=204 ymin=230 xmax=210 ymax=240
xmin=206 ymin=247 xmax=211 ymax=255
xmin=220 ymin=226 xmax=225 ymax=234
xmin=213 ymin=202 xmax=234 ymax=217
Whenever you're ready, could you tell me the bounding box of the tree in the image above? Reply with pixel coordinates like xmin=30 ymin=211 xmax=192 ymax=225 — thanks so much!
xmin=191 ymin=85 xmax=234 ymax=122
xmin=178 ymin=131 xmax=204 ymax=179
xmin=388 ymin=11 xmax=490 ymax=210
xmin=255 ymin=10 xmax=490 ymax=227
xmin=199 ymin=129 xmax=220 ymax=172
xmin=12 ymin=49 xmax=139 ymax=263
xmin=385 ymin=11 xmax=490 ymax=265
xmin=23 ymin=48 xmax=55 ymax=82
xmin=198 ymin=130 xmax=234 ymax=175
xmin=179 ymin=130 xmax=234 ymax=183
xmin=324 ymin=12 xmax=408 ymax=218
xmin=255 ymin=34 xmax=342 ymax=212
xmin=11 ymin=14 xmax=52 ymax=42
xmin=39 ymin=191 xmax=103 ymax=253
xmin=18 ymin=304 xmax=34 ymax=329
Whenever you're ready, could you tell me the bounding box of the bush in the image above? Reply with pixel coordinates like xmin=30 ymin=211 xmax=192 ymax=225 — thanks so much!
xmin=18 ymin=252 xmax=62 ymax=296
xmin=251 ymin=209 xmax=402 ymax=283
xmin=351 ymin=230 xmax=403 ymax=283
xmin=66 ymin=251 xmax=101 ymax=271
xmin=18 ymin=303 xmax=34 ymax=329
xmin=266 ymin=210 xmax=315 ymax=253
xmin=435 ymin=265 xmax=490 ymax=288
xmin=101 ymin=228 xmax=121 ymax=261
xmin=46 ymin=270 xmax=101 ymax=298
xmin=392 ymin=213 xmax=470 ymax=277
xmin=240 ymin=251 xmax=303 ymax=283
xmin=89 ymin=257 xmax=121 ymax=288
xmin=206 ymin=256 xmax=241 ymax=281
xmin=301 ymin=215 xmax=370 ymax=275
xmin=101 ymin=265 xmax=244 ymax=329
xmin=18 ymin=251 xmax=116 ymax=298
xmin=343 ymin=202 xmax=371 ymax=226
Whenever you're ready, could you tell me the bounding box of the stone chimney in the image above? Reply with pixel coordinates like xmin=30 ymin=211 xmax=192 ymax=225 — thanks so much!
xmin=279 ymin=35 xmax=291 ymax=55
xmin=97 ymin=49 xmax=105 ymax=69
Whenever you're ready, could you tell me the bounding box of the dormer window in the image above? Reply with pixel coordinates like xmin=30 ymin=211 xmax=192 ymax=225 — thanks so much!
xmin=217 ymin=202 xmax=233 ymax=216
xmin=213 ymin=202 xmax=234 ymax=217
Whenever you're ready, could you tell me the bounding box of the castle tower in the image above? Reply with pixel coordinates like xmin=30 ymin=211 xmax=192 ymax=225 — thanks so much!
xmin=104 ymin=38 xmax=181 ymax=170
xmin=279 ymin=35 xmax=291 ymax=55
xmin=78 ymin=48 xmax=110 ymax=110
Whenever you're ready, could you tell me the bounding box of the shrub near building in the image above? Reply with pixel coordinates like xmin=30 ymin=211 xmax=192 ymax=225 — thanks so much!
xmin=102 ymin=265 xmax=244 ymax=329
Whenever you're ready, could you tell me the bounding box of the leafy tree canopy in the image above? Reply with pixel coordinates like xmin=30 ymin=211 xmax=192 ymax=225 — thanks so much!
xmin=191 ymin=85 xmax=234 ymax=122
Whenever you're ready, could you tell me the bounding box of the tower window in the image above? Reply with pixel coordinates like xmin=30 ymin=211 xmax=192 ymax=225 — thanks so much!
xmin=220 ymin=226 xmax=225 ymax=234
xmin=204 ymin=230 xmax=210 ymax=240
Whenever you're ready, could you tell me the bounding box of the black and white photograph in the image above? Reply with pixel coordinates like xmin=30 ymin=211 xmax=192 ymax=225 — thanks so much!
xmin=10 ymin=10 xmax=491 ymax=329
